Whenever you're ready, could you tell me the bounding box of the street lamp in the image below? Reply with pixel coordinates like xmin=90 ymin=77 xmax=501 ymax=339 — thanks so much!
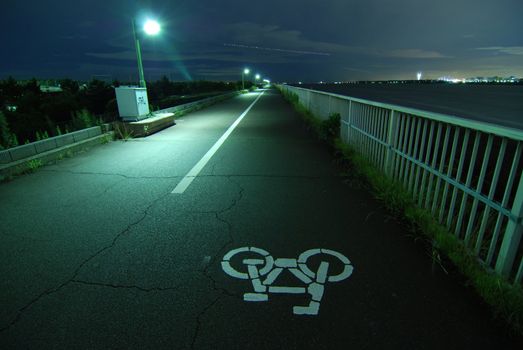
xmin=242 ymin=68 xmax=250 ymax=90
xmin=132 ymin=19 xmax=161 ymax=88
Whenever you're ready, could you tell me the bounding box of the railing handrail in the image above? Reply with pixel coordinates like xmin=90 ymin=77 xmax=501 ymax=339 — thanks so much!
xmin=279 ymin=84 xmax=523 ymax=283
xmin=283 ymin=85 xmax=523 ymax=141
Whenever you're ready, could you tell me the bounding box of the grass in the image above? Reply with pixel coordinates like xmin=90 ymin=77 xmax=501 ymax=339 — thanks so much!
xmin=100 ymin=133 xmax=113 ymax=144
xmin=279 ymin=87 xmax=523 ymax=335
xmin=113 ymin=122 xmax=134 ymax=141
xmin=26 ymin=159 xmax=43 ymax=173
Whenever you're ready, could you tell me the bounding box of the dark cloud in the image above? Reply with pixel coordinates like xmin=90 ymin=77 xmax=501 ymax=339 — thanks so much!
xmin=1 ymin=0 xmax=522 ymax=81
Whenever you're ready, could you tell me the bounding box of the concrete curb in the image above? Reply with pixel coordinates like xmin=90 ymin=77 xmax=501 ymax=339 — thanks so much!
xmin=0 ymin=132 xmax=114 ymax=181
xmin=126 ymin=113 xmax=175 ymax=138
xmin=121 ymin=91 xmax=241 ymax=138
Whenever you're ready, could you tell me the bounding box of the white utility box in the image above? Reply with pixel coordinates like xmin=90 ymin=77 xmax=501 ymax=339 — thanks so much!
xmin=115 ymin=87 xmax=150 ymax=121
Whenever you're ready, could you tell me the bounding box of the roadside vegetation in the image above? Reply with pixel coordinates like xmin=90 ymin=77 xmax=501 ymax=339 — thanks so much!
xmin=279 ymin=87 xmax=523 ymax=336
xmin=0 ymin=76 xmax=251 ymax=149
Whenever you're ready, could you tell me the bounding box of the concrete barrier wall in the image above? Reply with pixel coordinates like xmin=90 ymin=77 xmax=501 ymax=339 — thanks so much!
xmin=155 ymin=91 xmax=239 ymax=115
xmin=0 ymin=126 xmax=102 ymax=164
xmin=8 ymin=144 xmax=37 ymax=162
xmin=0 ymin=150 xmax=12 ymax=164
xmin=55 ymin=134 xmax=75 ymax=148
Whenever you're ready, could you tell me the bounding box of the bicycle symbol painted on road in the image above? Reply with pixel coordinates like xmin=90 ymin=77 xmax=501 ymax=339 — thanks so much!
xmin=221 ymin=247 xmax=354 ymax=315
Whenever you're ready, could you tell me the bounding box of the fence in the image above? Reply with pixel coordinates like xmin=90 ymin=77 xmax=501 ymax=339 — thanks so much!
xmin=278 ymin=84 xmax=523 ymax=285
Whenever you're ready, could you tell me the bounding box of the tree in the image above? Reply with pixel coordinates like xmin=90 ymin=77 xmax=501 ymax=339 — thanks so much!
xmin=59 ymin=79 xmax=80 ymax=94
xmin=81 ymin=79 xmax=115 ymax=115
xmin=0 ymin=76 xmax=22 ymax=100
xmin=24 ymin=78 xmax=41 ymax=95
xmin=40 ymin=92 xmax=80 ymax=123
xmin=0 ymin=111 xmax=12 ymax=149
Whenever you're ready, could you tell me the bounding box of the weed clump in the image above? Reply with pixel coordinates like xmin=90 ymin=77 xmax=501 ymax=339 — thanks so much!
xmin=113 ymin=122 xmax=134 ymax=141
xmin=26 ymin=159 xmax=43 ymax=172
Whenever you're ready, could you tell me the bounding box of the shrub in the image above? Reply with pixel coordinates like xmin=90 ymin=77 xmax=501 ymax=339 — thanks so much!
xmin=0 ymin=111 xmax=13 ymax=149
xmin=72 ymin=109 xmax=97 ymax=129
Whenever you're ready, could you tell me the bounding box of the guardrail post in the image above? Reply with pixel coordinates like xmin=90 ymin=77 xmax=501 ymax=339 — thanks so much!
xmin=495 ymin=174 xmax=523 ymax=277
xmin=384 ymin=110 xmax=398 ymax=177
xmin=346 ymin=100 xmax=352 ymax=143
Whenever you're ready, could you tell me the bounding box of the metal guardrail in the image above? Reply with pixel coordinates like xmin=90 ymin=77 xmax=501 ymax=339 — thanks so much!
xmin=279 ymin=84 xmax=523 ymax=285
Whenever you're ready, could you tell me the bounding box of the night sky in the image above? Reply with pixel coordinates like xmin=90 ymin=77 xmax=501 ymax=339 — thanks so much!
xmin=2 ymin=0 xmax=522 ymax=82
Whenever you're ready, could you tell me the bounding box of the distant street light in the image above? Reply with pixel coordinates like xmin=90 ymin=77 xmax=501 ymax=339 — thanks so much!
xmin=242 ymin=68 xmax=250 ymax=90
xmin=255 ymin=74 xmax=261 ymax=81
xmin=132 ymin=18 xmax=161 ymax=88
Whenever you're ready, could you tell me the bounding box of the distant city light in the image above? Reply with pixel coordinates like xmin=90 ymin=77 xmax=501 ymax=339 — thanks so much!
xmin=438 ymin=76 xmax=465 ymax=83
xmin=417 ymin=72 xmax=422 ymax=81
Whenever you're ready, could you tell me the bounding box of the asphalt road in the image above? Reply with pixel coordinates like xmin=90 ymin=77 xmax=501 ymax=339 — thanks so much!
xmin=296 ymin=83 xmax=523 ymax=130
xmin=1 ymin=89 xmax=522 ymax=349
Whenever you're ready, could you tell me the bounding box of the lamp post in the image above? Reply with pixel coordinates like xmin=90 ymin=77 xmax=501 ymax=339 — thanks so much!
xmin=242 ymin=68 xmax=250 ymax=90
xmin=132 ymin=19 xmax=160 ymax=88
xmin=255 ymin=74 xmax=261 ymax=87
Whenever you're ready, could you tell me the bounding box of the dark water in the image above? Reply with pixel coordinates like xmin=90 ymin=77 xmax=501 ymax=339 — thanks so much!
xmin=294 ymin=83 xmax=523 ymax=131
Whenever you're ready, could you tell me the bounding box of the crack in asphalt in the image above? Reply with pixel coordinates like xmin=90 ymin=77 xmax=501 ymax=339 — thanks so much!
xmin=57 ymin=178 xmax=127 ymax=209
xmin=71 ymin=279 xmax=181 ymax=293
xmin=42 ymin=168 xmax=340 ymax=181
xmin=0 ymin=192 xmax=170 ymax=333
xmin=190 ymin=296 xmax=222 ymax=350
xmin=1 ymin=174 xmax=246 ymax=344
xmin=190 ymin=176 xmax=245 ymax=348
xmin=41 ymin=169 xmax=183 ymax=180
xmin=202 ymin=176 xmax=244 ymax=299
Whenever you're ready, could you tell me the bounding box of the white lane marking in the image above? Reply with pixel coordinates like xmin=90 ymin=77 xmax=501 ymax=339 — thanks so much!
xmin=293 ymin=301 xmax=320 ymax=315
xmin=223 ymin=247 xmax=249 ymax=261
xmin=172 ymin=92 xmax=265 ymax=194
xmin=289 ymin=268 xmax=313 ymax=284
xmin=308 ymin=283 xmax=325 ymax=302
xmin=244 ymin=293 xmax=269 ymax=302
xmin=221 ymin=247 xmax=354 ymax=316
xmin=221 ymin=261 xmax=249 ymax=280
xmin=269 ymin=286 xmax=306 ymax=294
xmin=316 ymin=261 xmax=329 ymax=284
xmin=275 ymin=258 xmax=297 ymax=268
xmin=262 ymin=268 xmax=283 ymax=285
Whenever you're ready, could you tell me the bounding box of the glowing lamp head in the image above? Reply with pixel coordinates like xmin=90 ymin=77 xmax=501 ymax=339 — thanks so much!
xmin=244 ymin=68 xmax=250 ymax=75
xmin=255 ymin=74 xmax=261 ymax=80
xmin=144 ymin=20 xmax=161 ymax=35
